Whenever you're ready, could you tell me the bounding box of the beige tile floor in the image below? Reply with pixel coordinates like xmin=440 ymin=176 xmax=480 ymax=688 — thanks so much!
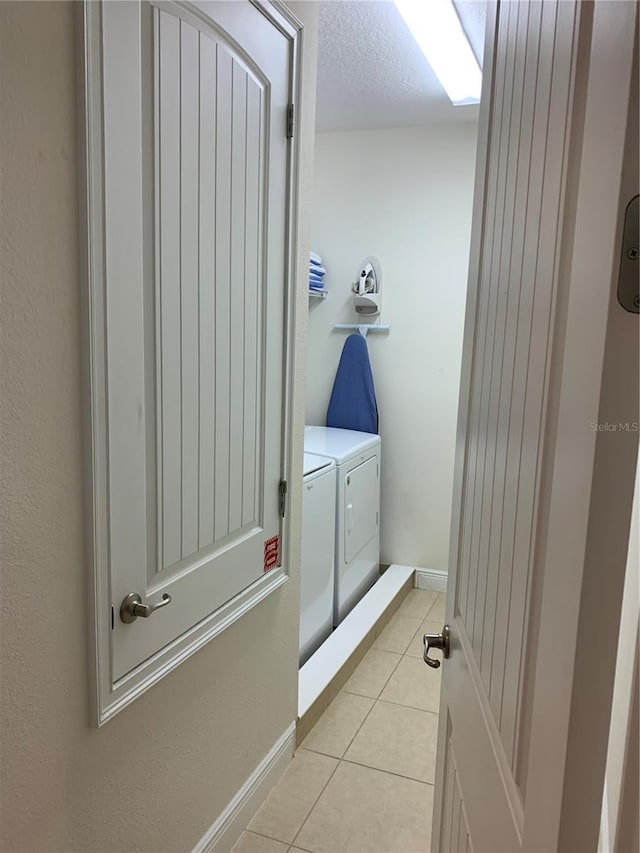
xmin=233 ymin=590 xmax=444 ymax=853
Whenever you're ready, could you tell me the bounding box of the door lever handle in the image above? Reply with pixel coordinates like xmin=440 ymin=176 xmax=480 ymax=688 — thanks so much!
xmin=423 ymin=624 xmax=450 ymax=668
xmin=120 ymin=592 xmax=172 ymax=623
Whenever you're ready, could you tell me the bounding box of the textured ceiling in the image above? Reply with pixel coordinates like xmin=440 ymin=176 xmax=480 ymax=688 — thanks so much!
xmin=315 ymin=0 xmax=486 ymax=133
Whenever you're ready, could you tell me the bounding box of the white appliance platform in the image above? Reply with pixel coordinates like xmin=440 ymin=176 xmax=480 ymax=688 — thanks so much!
xmin=298 ymin=564 xmax=414 ymax=718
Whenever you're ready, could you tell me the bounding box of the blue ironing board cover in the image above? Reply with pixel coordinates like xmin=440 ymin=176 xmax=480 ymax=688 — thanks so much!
xmin=326 ymin=333 xmax=379 ymax=434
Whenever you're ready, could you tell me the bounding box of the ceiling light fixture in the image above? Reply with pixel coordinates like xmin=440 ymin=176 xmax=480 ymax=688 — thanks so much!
xmin=394 ymin=0 xmax=482 ymax=105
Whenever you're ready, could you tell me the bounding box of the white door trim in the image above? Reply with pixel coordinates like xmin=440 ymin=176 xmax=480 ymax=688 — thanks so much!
xmin=79 ymin=0 xmax=303 ymax=725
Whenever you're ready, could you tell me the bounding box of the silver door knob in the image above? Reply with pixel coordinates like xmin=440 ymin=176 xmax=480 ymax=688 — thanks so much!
xmin=423 ymin=624 xmax=450 ymax=668
xmin=120 ymin=592 xmax=172 ymax=623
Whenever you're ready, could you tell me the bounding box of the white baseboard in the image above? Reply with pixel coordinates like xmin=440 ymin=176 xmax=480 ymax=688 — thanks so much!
xmin=193 ymin=722 xmax=296 ymax=853
xmin=414 ymin=567 xmax=448 ymax=593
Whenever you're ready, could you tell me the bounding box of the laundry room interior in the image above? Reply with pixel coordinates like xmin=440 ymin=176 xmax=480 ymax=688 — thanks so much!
xmin=294 ymin=1 xmax=481 ymax=740
xmin=4 ymin=0 xmax=638 ymax=850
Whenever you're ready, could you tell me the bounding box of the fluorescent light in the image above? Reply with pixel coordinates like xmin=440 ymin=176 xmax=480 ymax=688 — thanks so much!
xmin=394 ymin=0 xmax=482 ymax=105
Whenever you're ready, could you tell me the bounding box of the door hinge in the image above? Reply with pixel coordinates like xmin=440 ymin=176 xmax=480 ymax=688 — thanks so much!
xmin=286 ymin=103 xmax=294 ymax=139
xmin=111 ymin=605 xmax=115 ymax=630
xmin=279 ymin=480 xmax=288 ymax=517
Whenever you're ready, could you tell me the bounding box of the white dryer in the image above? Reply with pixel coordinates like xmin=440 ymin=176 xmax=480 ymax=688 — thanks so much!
xmin=304 ymin=426 xmax=381 ymax=626
xmin=300 ymin=453 xmax=336 ymax=665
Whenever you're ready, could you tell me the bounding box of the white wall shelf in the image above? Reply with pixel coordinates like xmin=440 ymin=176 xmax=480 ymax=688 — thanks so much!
xmin=309 ymin=288 xmax=328 ymax=299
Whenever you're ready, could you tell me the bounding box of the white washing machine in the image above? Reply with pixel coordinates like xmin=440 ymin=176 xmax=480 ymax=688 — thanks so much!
xmin=299 ymin=453 xmax=336 ymax=665
xmin=304 ymin=426 xmax=380 ymax=626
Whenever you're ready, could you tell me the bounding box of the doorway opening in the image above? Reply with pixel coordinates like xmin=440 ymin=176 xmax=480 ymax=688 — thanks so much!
xmin=243 ymin=2 xmax=484 ymax=850
xmin=300 ymin=0 xmax=482 ymax=661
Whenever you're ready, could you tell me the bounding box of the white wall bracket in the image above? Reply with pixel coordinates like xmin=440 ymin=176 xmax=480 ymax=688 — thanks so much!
xmin=333 ymin=323 xmax=390 ymax=338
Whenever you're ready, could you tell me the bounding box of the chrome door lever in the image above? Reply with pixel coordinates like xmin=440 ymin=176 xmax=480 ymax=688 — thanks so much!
xmin=423 ymin=624 xmax=450 ymax=669
xmin=120 ymin=592 xmax=172 ymax=623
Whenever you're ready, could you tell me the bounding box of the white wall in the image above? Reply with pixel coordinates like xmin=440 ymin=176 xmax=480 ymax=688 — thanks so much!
xmin=307 ymin=124 xmax=477 ymax=571
xmin=0 ymin=2 xmax=317 ymax=851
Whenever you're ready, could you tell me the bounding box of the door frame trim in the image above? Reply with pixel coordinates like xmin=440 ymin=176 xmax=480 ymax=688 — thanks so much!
xmin=78 ymin=0 xmax=303 ymax=726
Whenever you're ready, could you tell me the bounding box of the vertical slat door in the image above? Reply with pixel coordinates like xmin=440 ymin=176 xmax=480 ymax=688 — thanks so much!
xmin=432 ymin=1 xmax=611 ymax=850
xmin=99 ymin=0 xmax=292 ymax=680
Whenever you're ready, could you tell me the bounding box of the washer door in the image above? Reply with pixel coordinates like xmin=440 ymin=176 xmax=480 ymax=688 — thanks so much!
xmin=344 ymin=456 xmax=379 ymax=563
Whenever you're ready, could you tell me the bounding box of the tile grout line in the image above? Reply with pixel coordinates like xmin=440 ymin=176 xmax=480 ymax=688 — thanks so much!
xmin=373 ymin=616 xmax=423 ymax=655
xmin=242 ymin=828 xmax=300 ymax=848
xmin=342 ymin=642 xmax=406 ymax=703
xmin=340 ymin=622 xmax=441 ymax=784
xmin=375 ymin=696 xmax=440 ymax=718
xmin=373 ymin=629 xmax=419 ymax=657
xmin=336 ymin=690 xmax=379 ymax=757
xmin=289 ymin=645 xmax=407 ymax=850
xmin=303 ymin=655 xmax=439 ymax=785
xmin=299 ymin=692 xmax=376 ymax=761
xmin=404 ymin=599 xmax=446 ymax=655
xmin=288 ymin=753 xmax=341 ymax=850
xmin=424 ymin=593 xmax=444 ymax=621
xmin=342 ymin=681 xmax=438 ymax=713
xmin=339 ymin=618 xmax=439 ymax=707
xmin=339 ymin=755 xmax=437 ymax=788
xmin=299 ymin=695 xmax=439 ymax=767
xmin=248 ymin=593 xmax=445 ymax=852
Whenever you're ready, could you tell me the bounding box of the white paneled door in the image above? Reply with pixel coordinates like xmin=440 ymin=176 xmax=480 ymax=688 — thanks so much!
xmin=432 ymin=1 xmax=638 ymax=851
xmin=89 ymin=0 xmax=294 ymax=686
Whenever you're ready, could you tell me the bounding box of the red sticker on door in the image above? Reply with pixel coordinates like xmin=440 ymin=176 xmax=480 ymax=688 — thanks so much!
xmin=264 ymin=535 xmax=279 ymax=572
